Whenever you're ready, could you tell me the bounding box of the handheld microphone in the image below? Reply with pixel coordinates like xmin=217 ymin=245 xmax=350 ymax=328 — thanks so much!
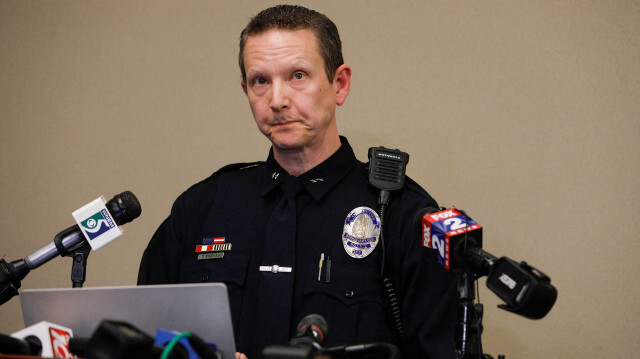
xmin=10 ymin=321 xmax=76 ymax=358
xmin=0 ymin=191 xmax=141 ymax=305
xmin=418 ymin=207 xmax=557 ymax=319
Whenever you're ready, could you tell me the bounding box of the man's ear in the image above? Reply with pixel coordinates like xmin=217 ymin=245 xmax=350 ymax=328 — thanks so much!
xmin=241 ymin=80 xmax=247 ymax=95
xmin=334 ymin=64 xmax=351 ymax=106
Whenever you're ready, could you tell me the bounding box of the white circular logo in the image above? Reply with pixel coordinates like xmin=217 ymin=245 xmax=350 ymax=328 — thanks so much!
xmin=86 ymin=218 xmax=97 ymax=229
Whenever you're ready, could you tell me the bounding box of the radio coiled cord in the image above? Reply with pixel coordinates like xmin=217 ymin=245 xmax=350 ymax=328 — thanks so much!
xmin=378 ymin=191 xmax=406 ymax=344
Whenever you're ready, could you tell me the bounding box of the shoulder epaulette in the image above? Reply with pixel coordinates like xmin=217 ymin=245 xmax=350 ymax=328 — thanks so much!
xmin=212 ymin=161 xmax=264 ymax=176
xmin=183 ymin=161 xmax=264 ymax=194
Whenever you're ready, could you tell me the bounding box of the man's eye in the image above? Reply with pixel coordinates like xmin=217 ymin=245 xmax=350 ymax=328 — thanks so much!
xmin=293 ymin=73 xmax=304 ymax=80
xmin=254 ymin=77 xmax=266 ymax=85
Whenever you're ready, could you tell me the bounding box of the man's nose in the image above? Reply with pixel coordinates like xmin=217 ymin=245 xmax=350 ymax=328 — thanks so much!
xmin=270 ymin=81 xmax=290 ymax=110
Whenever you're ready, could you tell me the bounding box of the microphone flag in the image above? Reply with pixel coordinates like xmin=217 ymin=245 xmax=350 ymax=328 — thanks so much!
xmin=11 ymin=321 xmax=76 ymax=358
xmin=421 ymin=207 xmax=482 ymax=270
xmin=72 ymin=196 xmax=123 ymax=251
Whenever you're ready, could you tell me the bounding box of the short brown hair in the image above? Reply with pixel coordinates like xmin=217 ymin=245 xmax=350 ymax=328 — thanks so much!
xmin=239 ymin=5 xmax=344 ymax=83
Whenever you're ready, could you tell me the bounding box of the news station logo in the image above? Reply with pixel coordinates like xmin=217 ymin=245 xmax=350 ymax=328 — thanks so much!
xmin=421 ymin=207 xmax=482 ymax=270
xmin=48 ymin=327 xmax=76 ymax=358
xmin=79 ymin=209 xmax=116 ymax=240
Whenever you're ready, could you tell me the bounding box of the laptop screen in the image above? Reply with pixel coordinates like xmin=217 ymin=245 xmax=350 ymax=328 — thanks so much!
xmin=20 ymin=283 xmax=236 ymax=358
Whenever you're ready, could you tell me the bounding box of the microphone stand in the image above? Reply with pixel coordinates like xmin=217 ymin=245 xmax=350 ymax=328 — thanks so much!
xmin=54 ymin=225 xmax=91 ymax=288
xmin=456 ymin=270 xmax=493 ymax=359
xmin=65 ymin=242 xmax=91 ymax=288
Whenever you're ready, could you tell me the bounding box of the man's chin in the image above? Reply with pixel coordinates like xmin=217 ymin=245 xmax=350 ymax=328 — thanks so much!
xmin=271 ymin=141 xmax=304 ymax=152
xmin=269 ymin=134 xmax=307 ymax=151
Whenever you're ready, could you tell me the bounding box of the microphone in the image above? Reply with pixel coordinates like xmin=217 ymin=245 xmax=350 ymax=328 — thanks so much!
xmin=70 ymin=320 xmax=219 ymax=359
xmin=0 ymin=191 xmax=141 ymax=305
xmin=263 ymin=314 xmax=329 ymax=359
xmin=27 ymin=191 xmax=141 ymax=269
xmin=9 ymin=321 xmax=76 ymax=358
xmin=290 ymin=314 xmax=328 ymax=350
xmin=69 ymin=320 xmax=159 ymax=359
xmin=417 ymin=207 xmax=486 ymax=272
xmin=263 ymin=314 xmax=401 ymax=359
xmin=417 ymin=207 xmax=558 ymax=319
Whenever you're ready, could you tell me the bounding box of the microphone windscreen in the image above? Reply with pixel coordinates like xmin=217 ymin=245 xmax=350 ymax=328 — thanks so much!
xmin=413 ymin=207 xmax=439 ymax=244
xmin=0 ymin=333 xmax=38 ymax=355
xmin=413 ymin=207 xmax=440 ymax=227
xmin=296 ymin=314 xmax=328 ymax=343
xmin=107 ymin=191 xmax=142 ymax=225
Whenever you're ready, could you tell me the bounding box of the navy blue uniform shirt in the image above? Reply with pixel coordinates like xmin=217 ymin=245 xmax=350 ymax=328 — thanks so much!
xmin=138 ymin=137 xmax=457 ymax=358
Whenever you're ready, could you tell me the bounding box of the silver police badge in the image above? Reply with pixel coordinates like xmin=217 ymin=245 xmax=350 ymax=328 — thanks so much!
xmin=342 ymin=207 xmax=381 ymax=259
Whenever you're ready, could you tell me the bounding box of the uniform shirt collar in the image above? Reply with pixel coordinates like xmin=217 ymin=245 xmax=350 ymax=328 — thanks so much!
xmin=261 ymin=136 xmax=358 ymax=201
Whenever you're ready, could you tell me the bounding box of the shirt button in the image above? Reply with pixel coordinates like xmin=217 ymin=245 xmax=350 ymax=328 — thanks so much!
xmin=201 ymin=273 xmax=209 ymax=282
xmin=345 ymin=290 xmax=354 ymax=298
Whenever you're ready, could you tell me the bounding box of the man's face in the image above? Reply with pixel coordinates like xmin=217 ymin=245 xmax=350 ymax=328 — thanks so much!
xmin=241 ymin=29 xmax=348 ymax=154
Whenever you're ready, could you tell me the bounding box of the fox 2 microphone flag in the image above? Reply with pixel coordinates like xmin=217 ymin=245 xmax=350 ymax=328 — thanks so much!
xmin=421 ymin=207 xmax=483 ymax=270
xmin=72 ymin=196 xmax=123 ymax=251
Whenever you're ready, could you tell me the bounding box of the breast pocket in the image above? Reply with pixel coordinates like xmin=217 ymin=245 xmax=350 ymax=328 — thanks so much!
xmin=302 ymin=260 xmax=390 ymax=345
xmin=181 ymin=251 xmax=250 ymax=331
xmin=200 ymin=251 xmax=249 ymax=283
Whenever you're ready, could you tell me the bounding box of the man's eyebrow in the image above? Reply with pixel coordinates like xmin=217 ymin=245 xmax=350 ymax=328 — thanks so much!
xmin=246 ymin=70 xmax=266 ymax=79
xmin=246 ymin=59 xmax=315 ymax=79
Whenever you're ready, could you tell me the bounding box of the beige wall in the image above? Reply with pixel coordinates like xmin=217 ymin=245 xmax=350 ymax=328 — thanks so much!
xmin=1 ymin=1 xmax=638 ymax=357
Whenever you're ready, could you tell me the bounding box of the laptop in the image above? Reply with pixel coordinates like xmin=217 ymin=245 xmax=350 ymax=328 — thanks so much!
xmin=20 ymin=283 xmax=236 ymax=358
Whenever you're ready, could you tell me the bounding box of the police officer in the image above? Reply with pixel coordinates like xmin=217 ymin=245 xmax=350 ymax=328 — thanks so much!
xmin=138 ymin=5 xmax=457 ymax=358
